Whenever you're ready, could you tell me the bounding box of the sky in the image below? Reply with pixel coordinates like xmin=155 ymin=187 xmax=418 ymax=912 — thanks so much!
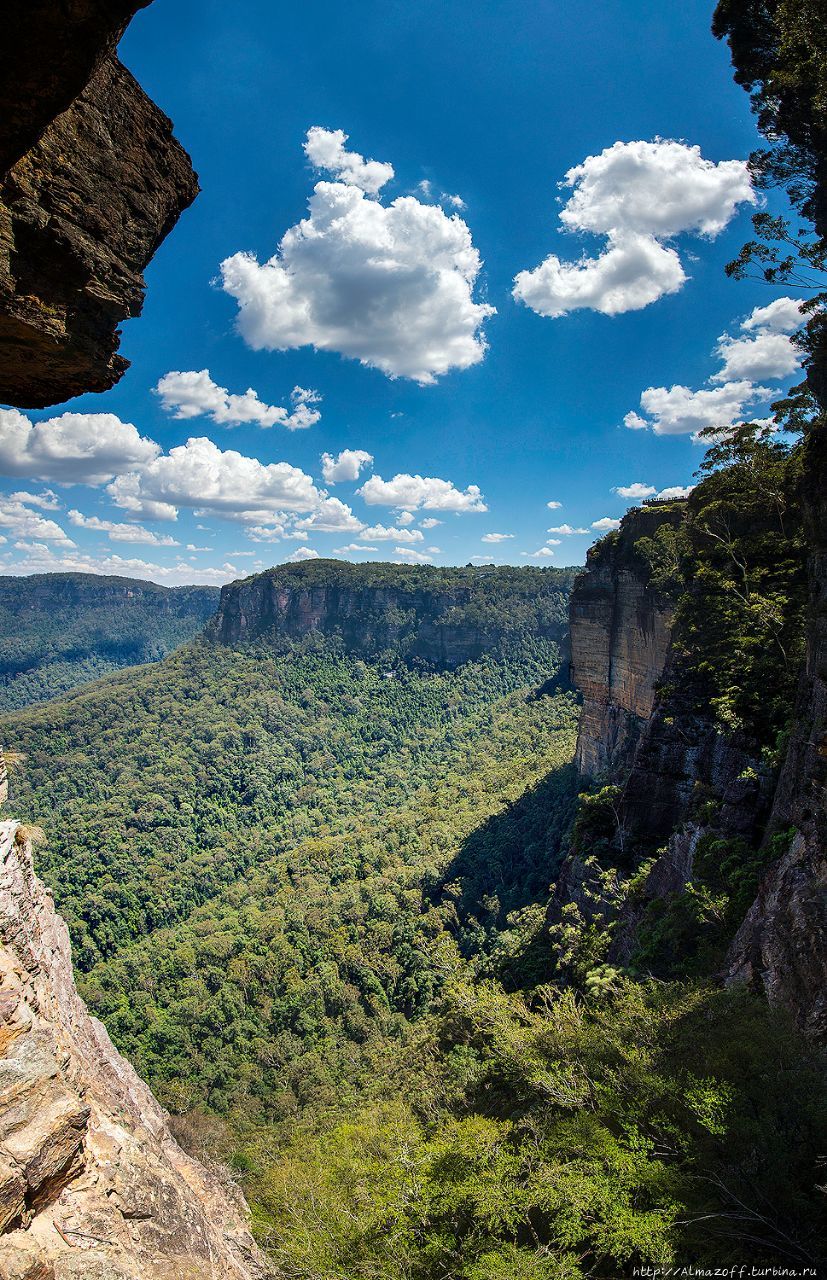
xmin=0 ymin=0 xmax=805 ymax=585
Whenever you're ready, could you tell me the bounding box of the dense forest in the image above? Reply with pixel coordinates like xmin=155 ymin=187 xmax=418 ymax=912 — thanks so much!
xmin=0 ymin=572 xmax=219 ymax=710
xmin=2 ymin=1 xmax=827 ymax=1275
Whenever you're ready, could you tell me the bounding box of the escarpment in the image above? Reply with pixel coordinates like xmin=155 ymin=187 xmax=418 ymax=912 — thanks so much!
xmin=209 ymin=560 xmax=575 ymax=668
xmin=0 ymin=0 xmax=198 ymax=408
xmin=0 ymin=803 xmax=271 ymax=1279
xmin=565 ymin=472 xmax=826 ymax=1034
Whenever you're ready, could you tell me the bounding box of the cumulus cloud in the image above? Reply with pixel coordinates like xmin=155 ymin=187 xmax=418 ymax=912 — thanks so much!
xmin=625 ymin=380 xmax=769 ymax=438
xmin=358 ymin=472 xmax=486 ymax=511
xmin=521 ymin=547 xmax=555 ymax=558
xmin=156 ymin=370 xmax=322 ymax=430
xmin=548 ymin=523 xmax=589 ymax=535
xmin=657 ymin=485 xmax=694 ymax=499
xmin=67 ymin=510 xmax=179 ymax=546
xmin=0 ymin=409 xmax=160 ymax=485
xmin=515 ymin=233 xmax=685 ymax=318
xmin=420 ymin=517 xmax=442 ymax=528
xmin=5 ymin=542 xmax=239 ymax=586
xmin=627 ymin=297 xmax=802 ymax=440
xmin=394 ymin=546 xmax=433 ymax=562
xmin=396 ymin=511 xmax=415 ymax=525
xmin=108 ymin=436 xmax=323 ymax=522
xmin=10 ymin=489 xmax=60 ymax=509
xmin=304 ymin=126 xmax=394 ymax=194
xmin=613 ymin=482 xmax=656 ymax=499
xmin=514 ymin=140 xmax=754 ymax=318
xmin=592 ymin=517 xmax=622 ymax=531
xmin=546 ymin=500 xmax=562 ymax=510
xmin=286 ymin=546 xmax=320 ymax=562
xmin=221 ymin=129 xmax=495 ymax=384
xmin=712 ymin=296 xmax=802 ymax=384
xmin=0 ymin=493 xmax=75 ymax=547
xmin=361 ymin=524 xmax=424 ymax=543
xmin=334 ymin=543 xmax=379 ymax=554
xmin=481 ymin=533 xmax=514 ymax=543
xmin=742 ymin=296 xmax=804 ymax=334
xmin=321 ymin=448 xmax=374 ymax=484
xmin=293 ymin=497 xmax=364 ymax=533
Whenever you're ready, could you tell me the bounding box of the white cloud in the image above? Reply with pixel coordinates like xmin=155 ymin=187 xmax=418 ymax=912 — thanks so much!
xmin=334 ymin=543 xmax=379 ymax=554
xmin=426 ymin=545 xmax=441 ymax=553
xmin=108 ymin=436 xmax=323 ymax=522
xmin=712 ymin=297 xmax=802 ymax=384
xmin=67 ymin=510 xmax=179 ymax=546
xmin=304 ymin=126 xmax=394 ymax=195
xmin=626 ymin=379 xmax=769 ymax=437
xmin=293 ymin=497 xmax=364 ymax=533
xmin=321 ymin=448 xmax=374 ymax=484
xmin=713 ymin=330 xmax=799 ymax=383
xmin=0 ymin=409 xmax=160 ymax=485
xmin=514 ymin=140 xmax=754 ymax=318
xmin=420 ymin=517 xmax=442 ymax=529
xmin=656 ymin=485 xmax=694 ymax=499
xmin=394 ymin=546 xmax=433 ymax=562
xmin=545 ymin=538 xmax=562 ymax=546
xmin=286 ymin=546 xmax=320 ymax=562
xmin=9 ymin=489 xmax=60 ymax=509
xmin=741 ymin=296 xmax=803 ymax=334
xmin=514 ymin=232 xmax=686 ymax=318
xmin=481 ymin=533 xmax=514 ymax=543
xmin=521 ymin=547 xmax=556 ymax=558
xmin=358 ymin=472 xmax=486 ymax=511
xmin=156 ymin=370 xmax=322 ymax=431
xmin=548 ymin=523 xmax=589 ymax=535
xmin=443 ymin=194 xmax=466 ymax=210
xmin=396 ymin=510 xmax=415 ymax=525
xmin=613 ymin=482 xmax=656 ymax=499
xmin=5 ymin=542 xmax=239 ymax=586
xmin=592 ymin=517 xmax=622 ymax=531
xmin=221 ymin=131 xmax=495 ymax=384
xmin=361 ymin=524 xmax=424 ymax=543
xmin=546 ymin=500 xmax=562 ymax=510
xmin=0 ymin=493 xmax=75 ymax=547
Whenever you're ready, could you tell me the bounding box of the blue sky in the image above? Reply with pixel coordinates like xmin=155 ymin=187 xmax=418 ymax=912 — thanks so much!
xmin=0 ymin=0 xmax=803 ymax=583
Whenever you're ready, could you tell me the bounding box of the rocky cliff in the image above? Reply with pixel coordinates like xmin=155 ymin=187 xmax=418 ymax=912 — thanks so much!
xmin=0 ymin=573 xmax=220 ymax=711
xmin=725 ymin=422 xmax=827 ymax=1035
xmin=0 ymin=1 xmax=198 ymax=407
xmin=569 ymin=503 xmax=680 ymax=779
xmin=209 ymin=560 xmax=575 ymax=667
xmin=566 ymin=474 xmax=824 ymax=1032
xmin=0 ymin=809 xmax=270 ymax=1280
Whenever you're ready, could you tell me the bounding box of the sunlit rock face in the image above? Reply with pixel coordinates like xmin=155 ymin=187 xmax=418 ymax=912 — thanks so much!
xmin=568 ymin=504 xmax=680 ymax=781
xmin=0 ymin=1 xmax=198 ymax=408
xmin=0 ymin=818 xmax=272 ymax=1279
xmin=209 ymin=561 xmax=574 ymax=669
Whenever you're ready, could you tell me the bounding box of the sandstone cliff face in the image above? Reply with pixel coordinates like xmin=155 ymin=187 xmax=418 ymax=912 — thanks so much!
xmin=566 ymin=490 xmax=824 ymax=1035
xmin=569 ymin=504 xmax=681 ymax=780
xmin=210 ymin=562 xmax=573 ymax=668
xmin=0 ymin=3 xmax=198 ymax=408
xmin=0 ymin=817 xmax=271 ymax=1280
xmin=725 ymin=423 xmax=827 ymax=1036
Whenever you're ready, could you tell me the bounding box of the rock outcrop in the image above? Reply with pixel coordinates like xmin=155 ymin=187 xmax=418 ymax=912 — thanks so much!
xmin=725 ymin=422 xmax=827 ymax=1036
xmin=566 ymin=481 xmax=825 ymax=1035
xmin=0 ymin=1 xmax=198 ymax=408
xmin=209 ymin=560 xmax=574 ymax=668
xmin=0 ymin=815 xmax=271 ymax=1280
xmin=569 ymin=504 xmax=680 ymax=779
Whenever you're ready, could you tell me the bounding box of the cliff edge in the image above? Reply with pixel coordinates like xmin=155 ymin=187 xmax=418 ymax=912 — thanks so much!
xmin=0 ymin=763 xmax=270 ymax=1278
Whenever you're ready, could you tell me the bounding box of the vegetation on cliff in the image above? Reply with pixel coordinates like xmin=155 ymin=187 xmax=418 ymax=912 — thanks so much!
xmin=0 ymin=572 xmax=219 ymax=710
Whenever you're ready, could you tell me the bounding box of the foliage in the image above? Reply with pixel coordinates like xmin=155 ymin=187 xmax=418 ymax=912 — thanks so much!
xmin=0 ymin=572 xmax=218 ymax=710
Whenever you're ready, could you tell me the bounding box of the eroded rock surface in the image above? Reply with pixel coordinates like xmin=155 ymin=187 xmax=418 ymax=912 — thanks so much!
xmin=0 ymin=3 xmax=198 ymax=408
xmin=0 ymin=818 xmax=271 ymax=1280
